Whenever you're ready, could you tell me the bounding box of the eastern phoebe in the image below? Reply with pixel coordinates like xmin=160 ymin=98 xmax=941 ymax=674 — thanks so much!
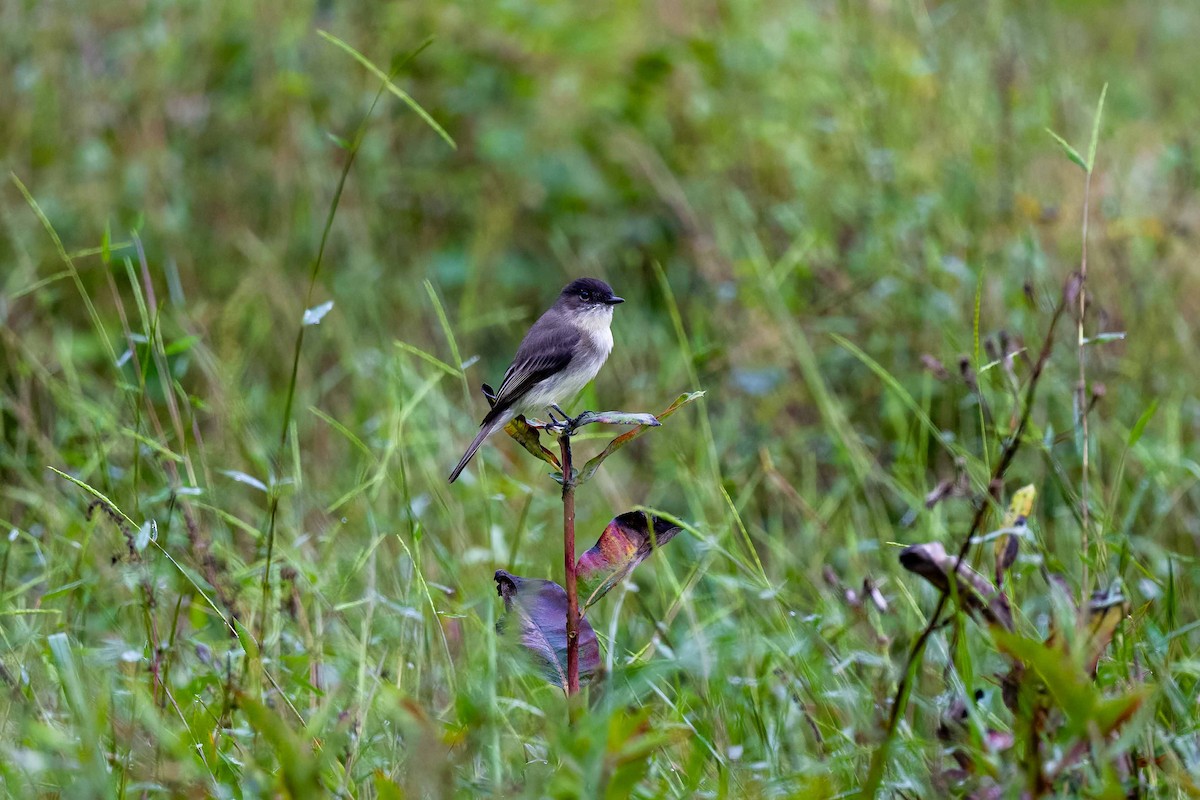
xmin=448 ymin=277 xmax=624 ymax=483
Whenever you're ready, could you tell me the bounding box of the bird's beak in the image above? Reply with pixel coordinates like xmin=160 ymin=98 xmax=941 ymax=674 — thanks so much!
xmin=606 ymin=296 xmax=625 ymax=305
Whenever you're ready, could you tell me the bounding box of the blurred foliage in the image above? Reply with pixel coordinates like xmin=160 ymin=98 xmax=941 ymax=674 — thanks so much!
xmin=2 ymin=0 xmax=1200 ymax=795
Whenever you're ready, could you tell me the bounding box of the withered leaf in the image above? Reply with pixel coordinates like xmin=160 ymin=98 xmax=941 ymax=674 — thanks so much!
xmin=502 ymin=416 xmax=561 ymax=471
xmin=1046 ymin=583 xmax=1129 ymax=676
xmin=863 ymin=577 xmax=888 ymax=613
xmin=1083 ymin=588 xmax=1129 ymax=675
xmin=899 ymin=542 xmax=1013 ymax=630
xmin=924 ymin=478 xmax=954 ymax=509
xmin=920 ymin=354 xmax=949 ymax=381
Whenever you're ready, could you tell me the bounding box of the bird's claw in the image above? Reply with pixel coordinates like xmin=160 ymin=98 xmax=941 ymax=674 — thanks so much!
xmin=545 ymin=406 xmax=566 ymax=431
xmin=545 ymin=404 xmax=583 ymax=432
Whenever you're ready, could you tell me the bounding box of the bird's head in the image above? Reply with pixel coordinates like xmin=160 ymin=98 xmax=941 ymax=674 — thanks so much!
xmin=558 ymin=277 xmax=624 ymax=313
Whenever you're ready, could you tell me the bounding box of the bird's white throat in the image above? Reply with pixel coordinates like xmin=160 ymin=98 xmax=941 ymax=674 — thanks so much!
xmin=574 ymin=304 xmax=614 ymax=357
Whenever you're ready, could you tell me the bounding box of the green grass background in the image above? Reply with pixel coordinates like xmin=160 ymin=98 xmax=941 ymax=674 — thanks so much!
xmin=2 ymin=0 xmax=1200 ymax=796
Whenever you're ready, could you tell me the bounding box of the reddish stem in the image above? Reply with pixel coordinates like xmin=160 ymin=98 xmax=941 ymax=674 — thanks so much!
xmin=559 ymin=432 xmax=580 ymax=697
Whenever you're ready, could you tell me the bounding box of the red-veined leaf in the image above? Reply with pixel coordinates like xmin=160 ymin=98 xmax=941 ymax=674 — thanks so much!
xmin=577 ymin=512 xmax=681 ymax=608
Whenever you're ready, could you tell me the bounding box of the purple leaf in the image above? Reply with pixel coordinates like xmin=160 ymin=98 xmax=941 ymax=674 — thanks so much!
xmin=577 ymin=512 xmax=681 ymax=608
xmin=494 ymin=570 xmax=600 ymax=689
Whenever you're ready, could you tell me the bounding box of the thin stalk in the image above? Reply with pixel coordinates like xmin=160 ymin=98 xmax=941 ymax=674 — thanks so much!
xmin=860 ymin=273 xmax=1080 ymax=799
xmin=559 ymin=432 xmax=580 ymax=698
xmin=1078 ymin=164 xmax=1093 ymax=596
xmin=259 ymin=37 xmax=442 ymax=643
xmin=258 ymin=66 xmax=396 ymax=644
xmin=1079 ymin=82 xmax=1108 ymax=596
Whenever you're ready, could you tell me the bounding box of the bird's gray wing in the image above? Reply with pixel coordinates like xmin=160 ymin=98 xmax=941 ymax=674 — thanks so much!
xmin=484 ymin=317 xmax=580 ymax=423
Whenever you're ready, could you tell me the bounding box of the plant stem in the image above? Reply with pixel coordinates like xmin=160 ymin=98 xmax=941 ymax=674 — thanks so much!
xmin=861 ymin=273 xmax=1080 ymax=799
xmin=559 ymin=432 xmax=580 ymax=698
xmin=1078 ymin=160 xmax=1093 ymax=598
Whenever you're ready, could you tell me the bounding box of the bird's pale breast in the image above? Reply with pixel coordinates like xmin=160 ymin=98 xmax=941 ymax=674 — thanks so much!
xmin=516 ymin=311 xmax=613 ymax=413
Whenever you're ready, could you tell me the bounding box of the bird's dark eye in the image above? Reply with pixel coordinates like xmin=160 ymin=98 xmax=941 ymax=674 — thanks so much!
xmin=579 ymin=290 xmax=591 ymax=301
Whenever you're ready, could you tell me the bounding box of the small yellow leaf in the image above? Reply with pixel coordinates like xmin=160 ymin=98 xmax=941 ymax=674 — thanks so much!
xmin=994 ymin=484 xmax=1036 ymax=582
xmin=1003 ymin=484 xmax=1037 ymax=528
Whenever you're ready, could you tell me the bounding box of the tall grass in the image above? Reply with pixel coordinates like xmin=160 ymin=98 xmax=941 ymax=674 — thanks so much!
xmin=3 ymin=1 xmax=1200 ymax=796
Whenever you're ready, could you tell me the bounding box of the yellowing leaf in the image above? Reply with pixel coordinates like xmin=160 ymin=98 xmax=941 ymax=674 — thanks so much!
xmin=502 ymin=415 xmax=561 ymax=471
xmin=994 ymin=484 xmax=1036 ymax=584
xmin=1003 ymin=484 xmax=1037 ymax=528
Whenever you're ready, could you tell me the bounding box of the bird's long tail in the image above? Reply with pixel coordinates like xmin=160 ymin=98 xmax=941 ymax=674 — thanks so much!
xmin=448 ymin=408 xmax=513 ymax=483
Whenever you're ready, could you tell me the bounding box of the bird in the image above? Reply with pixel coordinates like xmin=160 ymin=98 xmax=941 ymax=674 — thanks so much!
xmin=448 ymin=277 xmax=624 ymax=483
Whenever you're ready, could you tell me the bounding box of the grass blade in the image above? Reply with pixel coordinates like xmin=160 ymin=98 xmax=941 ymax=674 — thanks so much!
xmin=317 ymin=30 xmax=456 ymax=150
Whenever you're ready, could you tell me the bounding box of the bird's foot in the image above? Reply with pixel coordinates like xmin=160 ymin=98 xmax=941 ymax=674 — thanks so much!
xmin=545 ymin=405 xmax=569 ymax=431
xmin=546 ymin=404 xmax=589 ymax=432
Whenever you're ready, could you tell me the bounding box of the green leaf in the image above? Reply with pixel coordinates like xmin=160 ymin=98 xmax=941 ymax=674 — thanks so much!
xmin=1087 ymin=82 xmax=1109 ymax=172
xmin=373 ymin=771 xmax=404 ymax=800
xmin=1128 ymin=399 xmax=1158 ymax=447
xmin=233 ymin=617 xmax=261 ymax=664
xmin=1045 ymin=127 xmax=1087 ymax=171
xmin=830 ymin=333 xmax=961 ymax=463
xmin=308 ymin=405 xmax=373 ymax=458
xmin=163 ymin=334 xmax=201 ymax=356
xmin=1091 ymin=686 xmax=1149 ymax=737
xmin=47 ymin=466 xmax=139 ymax=530
xmin=47 ymin=633 xmax=107 ymax=788
xmin=576 ymin=391 xmax=704 ymax=485
xmin=577 ymin=512 xmax=681 ymax=608
xmin=395 ymin=339 xmax=462 ymax=377
xmin=993 ymin=629 xmax=1096 ymax=727
xmin=603 ymin=709 xmax=689 ymax=799
xmin=48 ymin=633 xmax=89 ymax=736
xmin=238 ymin=692 xmax=322 ymax=798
